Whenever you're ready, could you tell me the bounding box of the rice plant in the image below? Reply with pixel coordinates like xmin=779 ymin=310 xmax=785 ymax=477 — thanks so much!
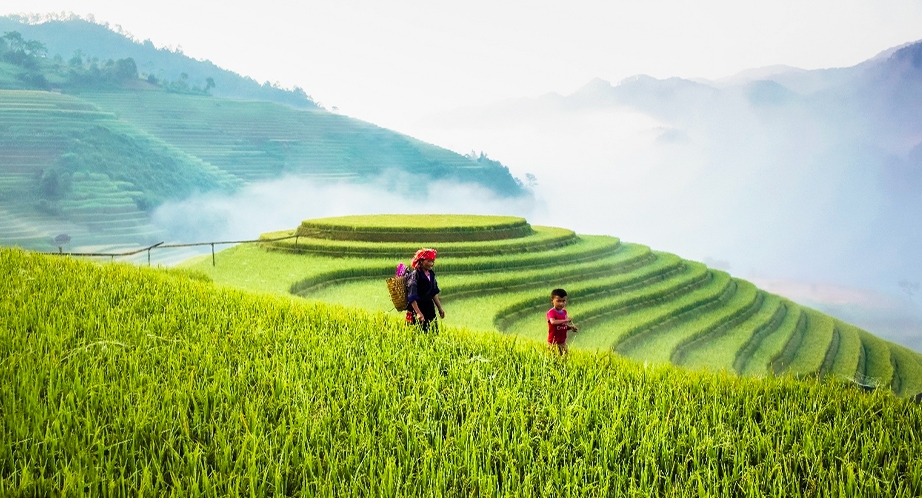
xmin=2 ymin=247 xmax=921 ymax=496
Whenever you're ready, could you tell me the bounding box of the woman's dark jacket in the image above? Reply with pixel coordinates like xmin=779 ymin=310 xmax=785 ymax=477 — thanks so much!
xmin=407 ymin=269 xmax=440 ymax=321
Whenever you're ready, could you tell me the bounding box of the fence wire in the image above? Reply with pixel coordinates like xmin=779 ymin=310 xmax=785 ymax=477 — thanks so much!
xmin=45 ymin=235 xmax=298 ymax=266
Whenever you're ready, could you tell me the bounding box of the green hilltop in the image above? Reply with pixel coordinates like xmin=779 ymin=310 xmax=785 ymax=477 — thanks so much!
xmin=0 ymin=15 xmax=318 ymax=107
xmin=184 ymin=214 xmax=922 ymax=398
xmin=2 ymin=244 xmax=921 ymax=495
xmin=0 ymin=22 xmax=527 ymax=255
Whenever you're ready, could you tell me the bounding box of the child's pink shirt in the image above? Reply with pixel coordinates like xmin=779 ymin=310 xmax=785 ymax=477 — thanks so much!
xmin=547 ymin=308 xmax=569 ymax=344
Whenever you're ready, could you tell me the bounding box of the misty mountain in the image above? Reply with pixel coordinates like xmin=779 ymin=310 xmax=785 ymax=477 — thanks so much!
xmin=605 ymin=41 xmax=922 ymax=234
xmin=0 ymin=14 xmax=316 ymax=108
xmin=410 ymin=40 xmax=922 ymax=350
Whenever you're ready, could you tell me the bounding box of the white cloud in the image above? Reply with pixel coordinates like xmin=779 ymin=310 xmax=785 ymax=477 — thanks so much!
xmin=151 ymin=174 xmax=538 ymax=242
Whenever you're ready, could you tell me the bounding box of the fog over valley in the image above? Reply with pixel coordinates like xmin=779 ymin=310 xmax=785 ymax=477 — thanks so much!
xmin=151 ymin=174 xmax=538 ymax=242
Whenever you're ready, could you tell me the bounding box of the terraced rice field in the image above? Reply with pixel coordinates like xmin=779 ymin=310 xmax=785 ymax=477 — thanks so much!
xmin=80 ymin=91 xmax=512 ymax=188
xmin=185 ymin=214 xmax=922 ymax=398
xmin=0 ymin=89 xmax=226 ymax=253
xmin=1 ymin=88 xmax=523 ymax=254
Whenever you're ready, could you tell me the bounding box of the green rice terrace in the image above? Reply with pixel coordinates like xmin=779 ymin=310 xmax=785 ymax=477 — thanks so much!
xmin=0 ymin=89 xmax=238 ymax=257
xmin=79 ymin=91 xmax=518 ymax=189
xmin=179 ymin=214 xmax=922 ymax=401
xmin=0 ymin=88 xmax=525 ymax=257
xmin=3 ymin=243 xmax=922 ymax=496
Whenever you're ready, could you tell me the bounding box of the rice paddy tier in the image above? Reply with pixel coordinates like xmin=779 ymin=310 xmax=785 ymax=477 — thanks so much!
xmin=296 ymin=214 xmax=534 ymax=242
xmin=245 ymin=214 xmax=922 ymax=398
xmin=264 ymin=214 xmax=575 ymax=258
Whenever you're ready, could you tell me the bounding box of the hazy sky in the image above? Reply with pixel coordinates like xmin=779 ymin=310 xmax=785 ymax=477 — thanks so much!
xmin=3 ymin=0 xmax=922 ymax=132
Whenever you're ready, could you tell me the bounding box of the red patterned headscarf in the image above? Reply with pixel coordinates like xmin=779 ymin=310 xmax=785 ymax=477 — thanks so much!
xmin=411 ymin=248 xmax=437 ymax=269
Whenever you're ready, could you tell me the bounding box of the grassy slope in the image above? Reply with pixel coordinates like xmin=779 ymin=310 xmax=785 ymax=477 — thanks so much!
xmin=3 ymin=247 xmax=922 ymax=496
xmin=184 ymin=225 xmax=922 ymax=399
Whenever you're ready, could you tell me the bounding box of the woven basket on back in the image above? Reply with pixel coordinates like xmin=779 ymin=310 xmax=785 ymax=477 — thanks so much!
xmin=386 ymin=275 xmax=408 ymax=311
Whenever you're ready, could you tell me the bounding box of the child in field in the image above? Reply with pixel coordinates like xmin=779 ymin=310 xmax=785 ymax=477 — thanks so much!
xmin=547 ymin=288 xmax=578 ymax=355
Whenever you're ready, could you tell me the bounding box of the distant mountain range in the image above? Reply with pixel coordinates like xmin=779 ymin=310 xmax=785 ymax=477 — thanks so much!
xmin=417 ymin=39 xmax=922 ymax=285
xmin=409 ymin=39 xmax=922 ymax=351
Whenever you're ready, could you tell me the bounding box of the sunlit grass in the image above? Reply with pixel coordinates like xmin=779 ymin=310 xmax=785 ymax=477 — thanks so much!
xmin=3 ymin=247 xmax=922 ymax=496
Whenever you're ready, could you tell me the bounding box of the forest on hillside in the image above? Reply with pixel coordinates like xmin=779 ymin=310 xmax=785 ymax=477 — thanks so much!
xmin=1 ymin=30 xmax=215 ymax=95
xmin=0 ymin=14 xmax=318 ymax=108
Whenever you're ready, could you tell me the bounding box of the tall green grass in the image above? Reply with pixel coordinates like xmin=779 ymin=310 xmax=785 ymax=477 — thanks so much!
xmin=3 ymin=248 xmax=922 ymax=496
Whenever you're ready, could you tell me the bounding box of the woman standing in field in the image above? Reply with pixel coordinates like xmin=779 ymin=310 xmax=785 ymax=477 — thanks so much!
xmin=407 ymin=248 xmax=445 ymax=332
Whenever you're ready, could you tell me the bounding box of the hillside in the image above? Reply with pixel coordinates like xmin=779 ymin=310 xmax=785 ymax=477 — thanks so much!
xmin=0 ymin=14 xmax=318 ymax=108
xmin=3 ymin=246 xmax=921 ymax=495
xmin=0 ymin=19 xmax=528 ymax=254
xmin=78 ymin=90 xmax=519 ymax=188
xmin=182 ymin=214 xmax=922 ymax=397
xmin=0 ymin=89 xmax=239 ymax=251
